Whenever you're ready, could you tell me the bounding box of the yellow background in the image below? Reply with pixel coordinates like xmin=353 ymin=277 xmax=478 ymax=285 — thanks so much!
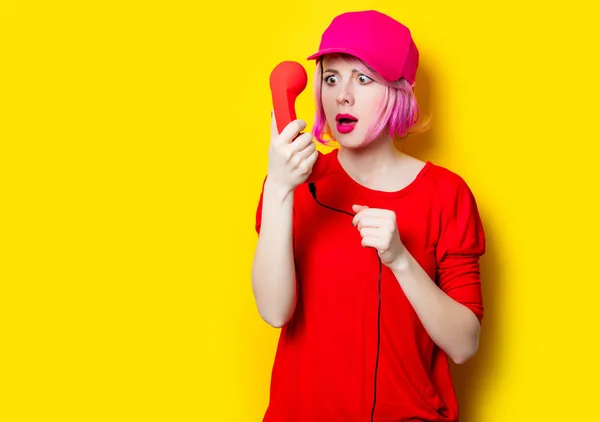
xmin=1 ymin=0 xmax=599 ymax=421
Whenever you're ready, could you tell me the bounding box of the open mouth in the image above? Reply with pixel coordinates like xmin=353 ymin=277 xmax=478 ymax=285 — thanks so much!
xmin=336 ymin=113 xmax=358 ymax=124
xmin=336 ymin=114 xmax=358 ymax=133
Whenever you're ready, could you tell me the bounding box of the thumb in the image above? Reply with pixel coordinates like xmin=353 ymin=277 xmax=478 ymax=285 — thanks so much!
xmin=352 ymin=204 xmax=369 ymax=213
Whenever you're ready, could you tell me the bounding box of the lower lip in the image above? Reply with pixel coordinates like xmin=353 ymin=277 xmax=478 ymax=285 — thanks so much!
xmin=337 ymin=122 xmax=357 ymax=133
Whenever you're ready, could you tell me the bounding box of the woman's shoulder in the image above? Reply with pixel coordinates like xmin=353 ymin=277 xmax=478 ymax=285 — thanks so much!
xmin=421 ymin=161 xmax=483 ymax=227
xmin=423 ymin=160 xmax=476 ymax=195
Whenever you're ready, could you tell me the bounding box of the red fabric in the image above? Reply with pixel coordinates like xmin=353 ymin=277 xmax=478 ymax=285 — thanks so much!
xmin=254 ymin=149 xmax=485 ymax=422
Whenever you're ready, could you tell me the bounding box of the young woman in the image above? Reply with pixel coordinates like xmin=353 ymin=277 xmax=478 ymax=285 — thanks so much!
xmin=252 ymin=10 xmax=486 ymax=422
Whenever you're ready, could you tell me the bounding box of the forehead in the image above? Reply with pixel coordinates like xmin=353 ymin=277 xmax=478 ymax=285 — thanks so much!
xmin=322 ymin=54 xmax=356 ymax=69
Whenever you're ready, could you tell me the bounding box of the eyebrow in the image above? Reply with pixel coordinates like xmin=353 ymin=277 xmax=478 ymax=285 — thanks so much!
xmin=323 ymin=69 xmax=360 ymax=74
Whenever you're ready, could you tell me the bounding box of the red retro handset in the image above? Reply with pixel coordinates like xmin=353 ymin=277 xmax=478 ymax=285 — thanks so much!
xmin=269 ymin=61 xmax=324 ymax=183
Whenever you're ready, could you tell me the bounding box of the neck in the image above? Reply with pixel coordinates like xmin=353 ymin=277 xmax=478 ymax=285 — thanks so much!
xmin=337 ymin=136 xmax=402 ymax=179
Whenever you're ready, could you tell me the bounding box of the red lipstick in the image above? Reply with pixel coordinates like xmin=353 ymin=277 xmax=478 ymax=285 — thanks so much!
xmin=336 ymin=113 xmax=358 ymax=134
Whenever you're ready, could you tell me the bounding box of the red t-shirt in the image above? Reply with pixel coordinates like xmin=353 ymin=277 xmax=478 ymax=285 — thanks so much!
xmin=254 ymin=149 xmax=485 ymax=422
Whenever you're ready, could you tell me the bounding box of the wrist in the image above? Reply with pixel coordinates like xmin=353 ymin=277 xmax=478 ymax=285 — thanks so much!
xmin=264 ymin=177 xmax=294 ymax=202
xmin=389 ymin=250 xmax=411 ymax=274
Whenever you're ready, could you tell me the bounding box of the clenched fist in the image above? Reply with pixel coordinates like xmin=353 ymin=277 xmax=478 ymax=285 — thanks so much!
xmin=352 ymin=205 xmax=408 ymax=269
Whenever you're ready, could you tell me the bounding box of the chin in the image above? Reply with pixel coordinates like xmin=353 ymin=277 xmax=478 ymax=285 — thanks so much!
xmin=334 ymin=131 xmax=370 ymax=149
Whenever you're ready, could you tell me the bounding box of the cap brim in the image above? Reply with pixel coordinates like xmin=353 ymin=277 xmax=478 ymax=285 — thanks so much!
xmin=306 ymin=47 xmax=365 ymax=61
xmin=306 ymin=47 xmax=385 ymax=79
xmin=307 ymin=47 xmax=405 ymax=83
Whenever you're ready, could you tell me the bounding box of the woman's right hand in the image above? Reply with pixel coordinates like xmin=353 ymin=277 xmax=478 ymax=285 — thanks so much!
xmin=267 ymin=111 xmax=318 ymax=193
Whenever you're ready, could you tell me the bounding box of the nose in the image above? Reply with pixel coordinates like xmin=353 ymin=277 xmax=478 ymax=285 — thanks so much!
xmin=336 ymin=82 xmax=355 ymax=106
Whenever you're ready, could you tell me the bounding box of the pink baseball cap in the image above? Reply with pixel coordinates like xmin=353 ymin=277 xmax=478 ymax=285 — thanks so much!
xmin=307 ymin=10 xmax=419 ymax=85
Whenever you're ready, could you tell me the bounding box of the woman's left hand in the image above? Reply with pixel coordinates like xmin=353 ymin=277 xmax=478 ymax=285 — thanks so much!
xmin=352 ymin=205 xmax=407 ymax=269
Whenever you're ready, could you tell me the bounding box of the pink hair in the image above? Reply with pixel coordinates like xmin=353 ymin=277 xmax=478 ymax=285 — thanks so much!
xmin=311 ymin=53 xmax=422 ymax=146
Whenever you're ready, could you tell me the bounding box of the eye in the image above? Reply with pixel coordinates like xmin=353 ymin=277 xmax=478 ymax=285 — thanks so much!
xmin=324 ymin=75 xmax=338 ymax=85
xmin=358 ymin=74 xmax=373 ymax=84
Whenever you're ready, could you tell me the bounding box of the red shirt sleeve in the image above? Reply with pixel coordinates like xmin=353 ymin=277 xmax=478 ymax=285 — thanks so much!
xmin=436 ymin=176 xmax=486 ymax=323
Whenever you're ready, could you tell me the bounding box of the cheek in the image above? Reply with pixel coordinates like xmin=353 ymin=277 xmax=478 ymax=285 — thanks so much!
xmin=321 ymin=93 xmax=336 ymax=120
xmin=365 ymin=92 xmax=384 ymax=112
xmin=357 ymin=95 xmax=384 ymax=127
xmin=321 ymin=89 xmax=334 ymax=107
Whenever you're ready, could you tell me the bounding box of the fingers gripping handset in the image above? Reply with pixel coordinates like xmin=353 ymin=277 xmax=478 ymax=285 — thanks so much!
xmin=268 ymin=61 xmax=323 ymax=190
